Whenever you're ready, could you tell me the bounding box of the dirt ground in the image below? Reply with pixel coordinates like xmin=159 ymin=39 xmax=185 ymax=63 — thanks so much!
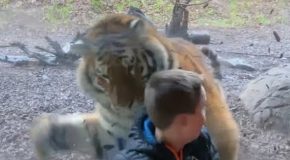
xmin=1 ymin=7 xmax=290 ymax=160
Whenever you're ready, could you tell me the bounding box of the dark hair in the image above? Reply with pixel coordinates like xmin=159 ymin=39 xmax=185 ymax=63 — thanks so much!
xmin=144 ymin=69 xmax=204 ymax=130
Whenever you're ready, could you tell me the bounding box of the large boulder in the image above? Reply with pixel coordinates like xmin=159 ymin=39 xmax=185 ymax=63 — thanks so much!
xmin=240 ymin=65 xmax=290 ymax=135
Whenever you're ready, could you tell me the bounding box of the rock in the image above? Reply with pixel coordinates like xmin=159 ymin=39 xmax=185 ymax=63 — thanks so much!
xmin=42 ymin=75 xmax=49 ymax=80
xmin=240 ymin=65 xmax=290 ymax=135
xmin=188 ymin=31 xmax=211 ymax=44
xmin=218 ymin=57 xmax=256 ymax=71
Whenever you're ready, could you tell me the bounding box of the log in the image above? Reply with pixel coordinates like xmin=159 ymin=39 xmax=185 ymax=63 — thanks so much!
xmin=189 ymin=31 xmax=211 ymax=44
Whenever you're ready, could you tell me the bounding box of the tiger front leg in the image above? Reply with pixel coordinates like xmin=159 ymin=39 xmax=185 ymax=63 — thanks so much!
xmin=30 ymin=112 xmax=114 ymax=160
xmin=206 ymin=108 xmax=240 ymax=160
xmin=204 ymin=83 xmax=240 ymax=160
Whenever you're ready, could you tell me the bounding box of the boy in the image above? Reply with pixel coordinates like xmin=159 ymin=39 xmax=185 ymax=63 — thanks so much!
xmin=113 ymin=69 xmax=219 ymax=160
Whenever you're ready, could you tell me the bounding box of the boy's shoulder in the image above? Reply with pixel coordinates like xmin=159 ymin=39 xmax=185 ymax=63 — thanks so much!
xmin=112 ymin=114 xmax=156 ymax=160
xmin=113 ymin=150 xmax=152 ymax=160
xmin=185 ymin=127 xmax=220 ymax=160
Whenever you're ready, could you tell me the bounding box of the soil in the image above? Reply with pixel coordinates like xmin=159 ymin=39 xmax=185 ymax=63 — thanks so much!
xmin=0 ymin=7 xmax=290 ymax=160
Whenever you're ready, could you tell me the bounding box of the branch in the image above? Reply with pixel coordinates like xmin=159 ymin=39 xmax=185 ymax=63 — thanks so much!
xmin=0 ymin=32 xmax=83 ymax=67
xmin=34 ymin=46 xmax=56 ymax=55
xmin=0 ymin=45 xmax=13 ymax=48
xmin=0 ymin=55 xmax=8 ymax=62
xmin=9 ymin=42 xmax=32 ymax=55
xmin=0 ymin=42 xmax=58 ymax=65
xmin=44 ymin=36 xmax=66 ymax=55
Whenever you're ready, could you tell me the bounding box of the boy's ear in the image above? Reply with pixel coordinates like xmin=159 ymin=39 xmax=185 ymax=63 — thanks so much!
xmin=192 ymin=73 xmax=205 ymax=82
xmin=201 ymin=85 xmax=207 ymax=101
xmin=175 ymin=114 xmax=189 ymax=127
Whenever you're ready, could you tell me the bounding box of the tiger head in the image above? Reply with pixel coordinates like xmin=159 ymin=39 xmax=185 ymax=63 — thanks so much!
xmin=67 ymin=14 xmax=178 ymax=108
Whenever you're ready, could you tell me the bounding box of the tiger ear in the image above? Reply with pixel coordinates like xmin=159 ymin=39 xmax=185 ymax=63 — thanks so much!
xmin=129 ymin=18 xmax=146 ymax=35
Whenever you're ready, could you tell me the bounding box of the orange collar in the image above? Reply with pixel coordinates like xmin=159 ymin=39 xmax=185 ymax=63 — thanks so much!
xmin=165 ymin=143 xmax=183 ymax=160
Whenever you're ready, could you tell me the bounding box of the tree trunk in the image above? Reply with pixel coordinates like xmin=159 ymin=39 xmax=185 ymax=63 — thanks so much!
xmin=166 ymin=0 xmax=210 ymax=44
xmin=166 ymin=0 xmax=190 ymax=39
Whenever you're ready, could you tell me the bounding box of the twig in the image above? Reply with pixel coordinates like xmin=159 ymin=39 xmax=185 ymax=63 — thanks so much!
xmin=216 ymin=50 xmax=284 ymax=58
xmin=178 ymin=0 xmax=212 ymax=6
xmin=269 ymin=9 xmax=274 ymax=15
xmin=273 ymin=31 xmax=281 ymax=42
xmin=203 ymin=3 xmax=209 ymax=8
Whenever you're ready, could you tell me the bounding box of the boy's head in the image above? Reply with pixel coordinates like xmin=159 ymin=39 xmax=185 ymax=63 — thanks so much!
xmin=144 ymin=69 xmax=206 ymax=142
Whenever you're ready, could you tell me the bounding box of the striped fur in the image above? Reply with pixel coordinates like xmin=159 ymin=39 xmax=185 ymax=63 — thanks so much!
xmin=31 ymin=14 xmax=239 ymax=160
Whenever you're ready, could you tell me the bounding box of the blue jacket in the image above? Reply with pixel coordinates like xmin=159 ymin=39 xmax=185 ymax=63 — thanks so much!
xmin=113 ymin=114 xmax=220 ymax=160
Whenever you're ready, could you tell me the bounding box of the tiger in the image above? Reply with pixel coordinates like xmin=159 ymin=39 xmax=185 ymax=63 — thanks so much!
xmin=30 ymin=14 xmax=240 ymax=160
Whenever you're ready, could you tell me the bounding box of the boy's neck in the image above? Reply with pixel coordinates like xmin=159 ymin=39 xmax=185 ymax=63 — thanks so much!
xmin=155 ymin=128 xmax=185 ymax=152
